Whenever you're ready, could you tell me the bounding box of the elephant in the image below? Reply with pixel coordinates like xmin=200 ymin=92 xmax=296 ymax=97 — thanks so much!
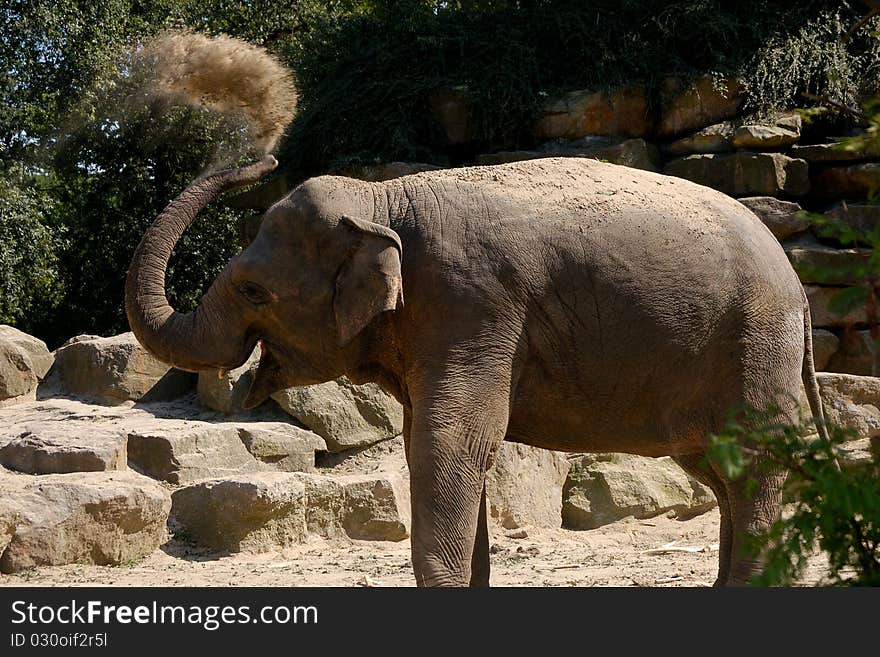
xmin=126 ymin=154 xmax=828 ymax=587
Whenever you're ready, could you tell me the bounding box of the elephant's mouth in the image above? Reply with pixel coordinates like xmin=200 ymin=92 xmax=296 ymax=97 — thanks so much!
xmin=242 ymin=340 xmax=285 ymax=409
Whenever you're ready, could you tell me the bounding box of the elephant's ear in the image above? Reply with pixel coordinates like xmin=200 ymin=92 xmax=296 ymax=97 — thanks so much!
xmin=334 ymin=214 xmax=403 ymax=345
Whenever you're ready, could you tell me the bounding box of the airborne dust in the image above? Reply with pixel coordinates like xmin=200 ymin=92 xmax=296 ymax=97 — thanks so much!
xmin=134 ymin=29 xmax=298 ymax=155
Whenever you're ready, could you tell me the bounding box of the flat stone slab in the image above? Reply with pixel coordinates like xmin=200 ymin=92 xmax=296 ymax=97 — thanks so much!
xmin=0 ymin=427 xmax=127 ymax=474
xmin=0 ymin=469 xmax=170 ymax=573
xmin=0 ymin=398 xmax=328 ymax=484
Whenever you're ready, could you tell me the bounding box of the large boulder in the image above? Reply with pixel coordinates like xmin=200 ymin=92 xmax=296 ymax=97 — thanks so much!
xmin=51 ymin=333 xmax=195 ymax=404
xmin=0 ymin=326 xmax=53 ymax=407
xmin=477 ymin=138 xmax=659 ymax=172
xmin=170 ymin=473 xmax=308 ymax=552
xmin=791 ymin=140 xmax=880 ymax=163
xmin=783 ymin=236 xmax=871 ymax=286
xmin=534 ymin=85 xmax=653 ymax=140
xmin=667 ymin=121 xmax=734 ymax=156
xmin=0 ymin=469 xmax=170 ymax=573
xmin=562 ymin=453 xmax=716 ymax=530
xmin=0 ymin=426 xmax=127 ymax=474
xmin=812 ymin=329 xmax=840 ymax=372
xmin=812 ymin=163 xmax=880 ymax=200
xmin=272 ymin=377 xmax=403 ymax=452
xmin=738 ymin=197 xmax=808 ymax=240
xmin=823 ymin=203 xmax=880 ymax=238
xmin=485 ymin=442 xmax=570 ymax=529
xmin=731 ymin=114 xmax=801 ymax=150
xmin=804 ymin=286 xmax=871 ymax=328
xmin=332 ymin=472 xmax=410 ymax=541
xmin=198 ymin=347 xmax=261 ymax=414
xmin=656 ymin=76 xmax=743 ymax=138
xmin=826 ymin=330 xmax=875 ymax=376
xmin=171 ymin=470 xmax=410 ymax=552
xmin=664 ymin=152 xmax=809 ymax=197
xmin=237 ymin=424 xmax=326 ymax=472
xmin=817 ymin=372 xmax=880 ymax=439
xmin=0 ymin=326 xmax=53 ymax=379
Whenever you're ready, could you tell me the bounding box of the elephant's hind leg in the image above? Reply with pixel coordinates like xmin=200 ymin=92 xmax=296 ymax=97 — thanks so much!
xmin=722 ymin=457 xmax=787 ymax=585
xmin=673 ymin=453 xmax=733 ymax=587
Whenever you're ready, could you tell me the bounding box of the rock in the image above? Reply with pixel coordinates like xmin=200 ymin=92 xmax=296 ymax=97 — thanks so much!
xmin=732 ymin=124 xmax=799 ymax=150
xmin=0 ymin=396 xmax=326 ymax=481
xmin=272 ymin=377 xmax=403 ymax=452
xmin=335 ymin=472 xmax=410 ymax=540
xmin=294 ymin=473 xmax=345 ymax=537
xmin=836 ymin=438 xmax=875 ymax=469
xmin=0 ymin=342 xmax=38 ymax=407
xmin=237 ymin=424 xmax=326 ymax=472
xmin=731 ymin=114 xmax=801 ymax=150
xmin=127 ymin=423 xmax=266 ymax=484
xmin=0 ymin=427 xmax=127 ymax=474
xmin=664 ymin=152 xmax=809 ymax=197
xmin=478 ymin=138 xmax=659 ymax=172
xmin=485 ymin=442 xmax=570 ymax=529
xmin=0 ymin=469 xmax=170 ymax=573
xmin=0 ymin=326 xmax=53 ymax=379
xmin=791 ymin=140 xmax=880 ymax=163
xmin=534 ymin=85 xmax=652 ymax=140
xmin=738 ymin=197 xmax=808 ymax=240
xmin=817 ymin=372 xmax=880 ymax=439
xmin=429 ymin=86 xmax=475 ymax=144
xmin=344 ymin=162 xmax=441 ymax=182
xmin=198 ymin=346 xmax=261 ymax=414
xmin=170 ymin=473 xmax=307 ymax=552
xmin=0 ymin=326 xmax=53 ymax=407
xmin=826 ymin=330 xmax=876 ymax=376
xmin=667 ymin=121 xmax=734 ymax=156
xmin=51 ymin=333 xmax=195 ymax=404
xmin=562 ymin=453 xmax=716 ymax=530
xmin=812 ymin=329 xmax=840 ymax=371
xmin=823 ymin=203 xmax=880 ymax=239
xmin=812 ymin=163 xmax=880 ymax=200
xmin=657 ymin=76 xmax=743 ymax=138
xmin=171 ymin=470 xmax=410 ymax=551
xmin=805 ymin=286 xmax=871 ymax=328
xmin=783 ymin=235 xmax=871 ymax=285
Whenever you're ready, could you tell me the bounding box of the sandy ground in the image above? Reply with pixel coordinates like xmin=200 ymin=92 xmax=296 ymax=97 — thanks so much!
xmin=0 ymin=508 xmax=829 ymax=587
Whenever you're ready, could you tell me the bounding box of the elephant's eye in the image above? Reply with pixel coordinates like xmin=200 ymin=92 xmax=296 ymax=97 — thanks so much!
xmin=237 ymin=281 xmax=272 ymax=305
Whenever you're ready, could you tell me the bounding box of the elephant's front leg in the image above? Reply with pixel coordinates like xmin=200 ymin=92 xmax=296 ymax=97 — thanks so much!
xmin=408 ymin=388 xmax=509 ymax=587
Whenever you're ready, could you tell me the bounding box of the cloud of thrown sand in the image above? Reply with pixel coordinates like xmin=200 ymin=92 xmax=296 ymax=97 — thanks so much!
xmin=136 ymin=30 xmax=297 ymax=154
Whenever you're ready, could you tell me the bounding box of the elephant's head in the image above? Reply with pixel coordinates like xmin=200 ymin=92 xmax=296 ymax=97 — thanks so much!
xmin=125 ymin=157 xmax=403 ymax=408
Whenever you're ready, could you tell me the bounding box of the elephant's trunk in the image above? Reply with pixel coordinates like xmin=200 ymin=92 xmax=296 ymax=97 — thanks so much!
xmin=125 ymin=156 xmax=278 ymax=372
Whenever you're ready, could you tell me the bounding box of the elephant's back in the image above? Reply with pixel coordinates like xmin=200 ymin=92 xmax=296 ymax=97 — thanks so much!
xmin=395 ymin=157 xmax=798 ymax=304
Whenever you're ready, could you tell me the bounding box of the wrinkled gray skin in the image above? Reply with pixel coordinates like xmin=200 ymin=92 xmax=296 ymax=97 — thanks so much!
xmin=127 ymin=155 xmax=828 ymax=587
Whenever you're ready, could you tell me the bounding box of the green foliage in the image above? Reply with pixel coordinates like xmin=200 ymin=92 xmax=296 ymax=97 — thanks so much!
xmin=0 ymin=0 xmax=304 ymax=345
xmin=708 ymin=408 xmax=880 ymax=586
xmin=0 ymin=170 xmax=61 ymax=330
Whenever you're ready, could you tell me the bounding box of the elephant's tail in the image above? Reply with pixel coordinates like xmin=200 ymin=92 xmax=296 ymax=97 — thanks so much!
xmin=801 ymin=286 xmax=831 ymax=445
